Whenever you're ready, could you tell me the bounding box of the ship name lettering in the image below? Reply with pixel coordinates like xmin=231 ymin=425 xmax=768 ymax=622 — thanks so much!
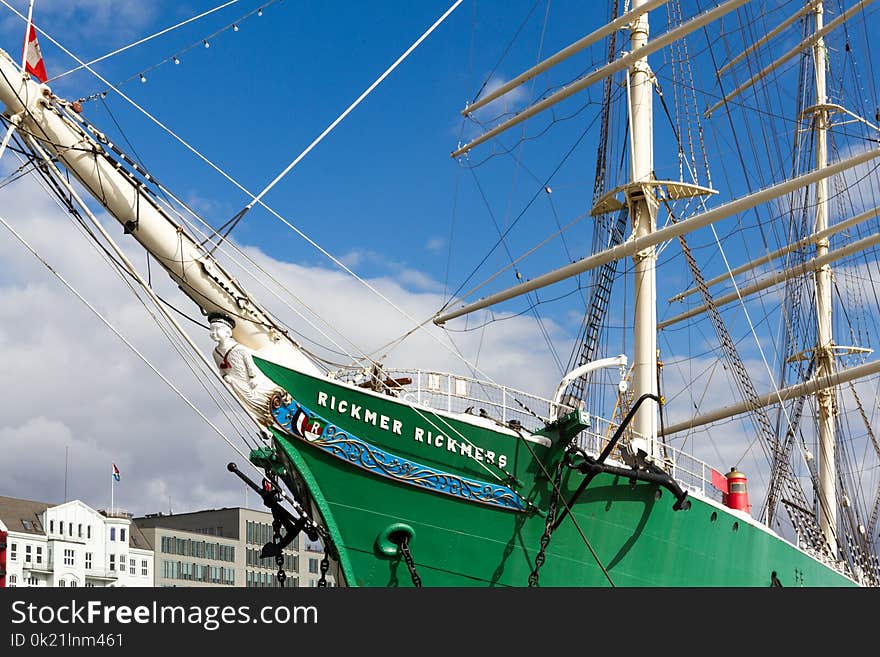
xmin=411 ymin=425 xmax=509 ymax=468
xmin=316 ymin=391 xmax=508 ymax=467
xmin=316 ymin=391 xmax=403 ymax=435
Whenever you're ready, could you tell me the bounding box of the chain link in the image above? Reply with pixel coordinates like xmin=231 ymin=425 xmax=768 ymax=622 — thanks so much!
xmin=398 ymin=536 xmax=422 ymax=588
xmin=528 ymin=458 xmax=565 ymax=587
xmin=317 ymin=552 xmax=329 ymax=587
xmin=272 ymin=516 xmax=287 ymax=586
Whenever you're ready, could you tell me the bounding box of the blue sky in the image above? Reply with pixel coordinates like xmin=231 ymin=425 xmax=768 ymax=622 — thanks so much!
xmin=1 ymin=0 xmax=879 ymax=526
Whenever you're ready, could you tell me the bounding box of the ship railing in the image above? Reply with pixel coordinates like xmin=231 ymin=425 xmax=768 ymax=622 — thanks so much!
xmin=800 ymin=544 xmax=856 ymax=579
xmin=575 ymin=415 xmax=724 ymax=504
xmin=332 ymin=368 xmax=724 ymax=502
xmin=333 ymin=368 xmax=555 ymax=433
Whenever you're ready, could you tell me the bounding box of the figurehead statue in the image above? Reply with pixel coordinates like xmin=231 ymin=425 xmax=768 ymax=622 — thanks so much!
xmin=208 ymin=312 xmax=280 ymax=428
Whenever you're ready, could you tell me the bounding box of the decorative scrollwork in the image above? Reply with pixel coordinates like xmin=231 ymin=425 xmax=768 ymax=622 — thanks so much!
xmin=268 ymin=389 xmax=291 ymax=413
xmin=272 ymin=398 xmax=525 ymax=512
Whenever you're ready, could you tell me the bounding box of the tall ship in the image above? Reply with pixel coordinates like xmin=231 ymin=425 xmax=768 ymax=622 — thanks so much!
xmin=1 ymin=0 xmax=879 ymax=586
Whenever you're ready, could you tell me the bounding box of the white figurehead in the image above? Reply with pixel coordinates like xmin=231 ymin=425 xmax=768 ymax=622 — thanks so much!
xmin=208 ymin=312 xmax=280 ymax=427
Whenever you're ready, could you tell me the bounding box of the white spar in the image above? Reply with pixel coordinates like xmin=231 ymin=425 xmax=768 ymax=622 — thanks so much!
xmin=0 ymin=47 xmax=321 ymax=376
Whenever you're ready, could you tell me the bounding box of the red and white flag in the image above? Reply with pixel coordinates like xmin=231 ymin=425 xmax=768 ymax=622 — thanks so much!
xmin=23 ymin=25 xmax=48 ymax=83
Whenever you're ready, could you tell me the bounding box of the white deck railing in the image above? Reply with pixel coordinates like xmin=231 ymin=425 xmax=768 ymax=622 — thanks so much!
xmin=332 ymin=367 xmax=724 ymax=502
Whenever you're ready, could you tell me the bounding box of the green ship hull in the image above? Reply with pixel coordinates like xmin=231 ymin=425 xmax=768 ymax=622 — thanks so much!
xmin=254 ymin=358 xmax=855 ymax=587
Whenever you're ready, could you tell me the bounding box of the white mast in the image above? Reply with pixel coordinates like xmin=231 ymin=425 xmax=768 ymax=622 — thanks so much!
xmin=628 ymin=0 xmax=659 ymax=460
xmin=812 ymin=1 xmax=837 ymax=555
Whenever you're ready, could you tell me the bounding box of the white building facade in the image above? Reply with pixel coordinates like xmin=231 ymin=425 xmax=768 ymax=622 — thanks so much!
xmin=0 ymin=496 xmax=153 ymax=588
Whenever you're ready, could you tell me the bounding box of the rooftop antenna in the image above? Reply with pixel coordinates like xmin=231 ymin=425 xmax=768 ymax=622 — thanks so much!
xmin=64 ymin=445 xmax=68 ymax=502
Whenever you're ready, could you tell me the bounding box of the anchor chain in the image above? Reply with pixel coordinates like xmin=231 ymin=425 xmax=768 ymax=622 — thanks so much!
xmin=317 ymin=552 xmax=329 ymax=587
xmin=271 ymin=503 xmax=287 ymax=587
xmin=398 ymin=535 xmax=422 ymax=588
xmin=529 ymin=457 xmax=566 ymax=587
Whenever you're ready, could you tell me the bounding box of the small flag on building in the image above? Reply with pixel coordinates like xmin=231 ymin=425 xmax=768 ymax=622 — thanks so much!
xmin=112 ymin=463 xmax=121 ymax=482
xmin=23 ymin=25 xmax=48 ymax=83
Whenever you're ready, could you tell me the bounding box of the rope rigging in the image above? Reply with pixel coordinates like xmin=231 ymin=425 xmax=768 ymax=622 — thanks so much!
xmin=5 ymin=0 xmax=880 ymax=586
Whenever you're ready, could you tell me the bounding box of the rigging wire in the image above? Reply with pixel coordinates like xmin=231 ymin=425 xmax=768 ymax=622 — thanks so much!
xmin=61 ymin=100 xmax=371 ymax=364
xmin=467 ymin=167 xmax=564 ymax=373
xmin=4 ymin=42 xmax=543 ymax=493
xmin=467 ymin=0 xmax=545 ymax=105
xmin=0 ymin=213 xmax=266 ymax=473
xmin=3 ymin=129 xmax=266 ymax=452
xmin=696 ymin=0 xmax=880 ymax=552
xmin=0 ymin=0 xmax=522 ymax=394
xmin=19 ymin=128 xmax=275 ymax=450
xmin=446 ymin=106 xmax=604 ymax=308
xmin=221 ymin=0 xmax=466 ymax=232
xmin=49 ymin=0 xmax=248 ymax=83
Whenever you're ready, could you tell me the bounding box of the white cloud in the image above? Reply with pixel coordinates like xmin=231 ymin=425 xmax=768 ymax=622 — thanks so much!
xmin=458 ymin=74 xmax=533 ymax=143
xmin=3 ymin=139 xmax=866 ymax=545
xmin=470 ymin=75 xmax=530 ymax=123
xmin=425 ymin=236 xmax=445 ymax=252
xmin=0 ymin=0 xmax=156 ymax=42
xmin=328 ymin=248 xmax=445 ymax=293
xmin=0 ymin=168 xmax=569 ymax=517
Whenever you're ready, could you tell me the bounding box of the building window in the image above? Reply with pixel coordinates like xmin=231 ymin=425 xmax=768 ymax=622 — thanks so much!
xmin=85 ymin=553 xmax=92 ymax=570
xmin=130 ymin=559 xmax=136 ymax=575
xmin=110 ymin=527 xmax=116 ymax=541
xmin=85 ymin=583 xmax=95 ymax=588
xmin=64 ymin=549 xmax=74 ymax=566
xmin=308 ymin=558 xmax=319 ymax=574
xmin=120 ymin=554 xmax=126 ymax=571
xmin=8 ymin=575 xmax=16 ymax=586
xmin=78 ymin=524 xmax=83 ymax=538
xmin=70 ymin=581 xmax=77 ymax=588
xmin=120 ymin=528 xmax=126 ymax=543
xmin=10 ymin=543 xmax=16 ymax=561
xmin=141 ymin=560 xmax=148 ymax=577
xmin=59 ymin=579 xmax=66 ymax=587
xmin=25 ymin=545 xmax=32 ymax=563
xmin=87 ymin=526 xmax=91 ymax=539
xmin=27 ymin=576 xmax=39 ymax=586
xmin=109 ymin=555 xmax=115 ymax=571
xmin=68 ymin=522 xmax=73 ymax=536
xmin=36 ymin=546 xmax=43 ymax=565
xmin=21 ymin=520 xmax=31 ymax=531
xmin=49 ymin=520 xmax=54 ymax=533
